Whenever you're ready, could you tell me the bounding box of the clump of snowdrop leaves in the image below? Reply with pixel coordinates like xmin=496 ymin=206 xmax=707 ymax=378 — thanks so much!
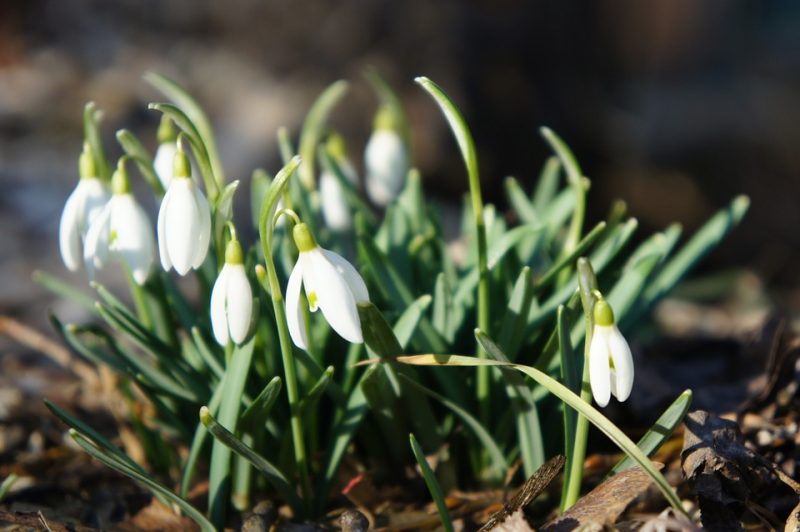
xmin=157 ymin=143 xmax=211 ymax=275
xmin=40 ymin=74 xmax=749 ymax=530
xmin=59 ymin=143 xmax=111 ymax=272
xmin=83 ymin=158 xmax=155 ymax=285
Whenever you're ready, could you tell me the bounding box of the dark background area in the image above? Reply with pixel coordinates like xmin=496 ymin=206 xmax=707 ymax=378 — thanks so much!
xmin=2 ymin=0 xmax=800 ymax=327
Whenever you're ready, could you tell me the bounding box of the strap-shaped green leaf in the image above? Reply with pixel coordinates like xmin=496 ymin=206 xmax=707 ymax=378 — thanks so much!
xmin=200 ymin=405 xmax=300 ymax=512
xmin=70 ymin=429 xmax=215 ymax=532
xmin=298 ymin=80 xmax=349 ymax=190
xmin=399 ymin=374 xmax=507 ymax=480
xmin=145 ymin=72 xmax=225 ymax=186
xmin=610 ymin=390 xmax=692 ymax=475
xmin=409 ymin=433 xmax=454 ymax=532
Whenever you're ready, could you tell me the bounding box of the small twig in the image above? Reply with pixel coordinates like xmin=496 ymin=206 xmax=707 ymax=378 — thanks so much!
xmin=0 ymin=315 xmax=98 ymax=388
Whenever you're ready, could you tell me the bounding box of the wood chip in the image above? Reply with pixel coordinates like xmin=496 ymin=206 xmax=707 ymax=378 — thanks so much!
xmin=479 ymin=454 xmax=565 ymax=531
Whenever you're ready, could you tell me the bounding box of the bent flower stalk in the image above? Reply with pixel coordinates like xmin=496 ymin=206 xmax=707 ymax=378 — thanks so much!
xmin=157 ymin=144 xmax=211 ymax=275
xmin=210 ymin=237 xmax=252 ymax=346
xmin=59 ymin=144 xmax=111 ymax=272
xmin=588 ymin=298 xmax=634 ymax=407
xmin=286 ymin=222 xmax=369 ymax=349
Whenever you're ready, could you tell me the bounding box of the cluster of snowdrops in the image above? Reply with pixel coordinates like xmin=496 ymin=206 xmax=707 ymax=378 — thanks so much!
xmin=43 ymin=72 xmax=746 ymax=529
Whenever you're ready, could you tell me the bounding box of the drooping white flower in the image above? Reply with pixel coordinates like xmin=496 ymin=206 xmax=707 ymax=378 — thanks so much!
xmin=588 ymin=299 xmax=634 ymax=407
xmin=83 ymin=160 xmax=155 ymax=285
xmin=285 ymin=223 xmax=369 ymax=349
xmin=210 ymin=238 xmax=253 ymax=345
xmin=157 ymin=146 xmax=211 ymax=275
xmin=320 ymin=133 xmax=358 ymax=231
xmin=364 ymin=105 xmax=408 ymax=206
xmin=153 ymin=115 xmax=178 ymax=189
xmin=59 ymin=144 xmax=111 ymax=272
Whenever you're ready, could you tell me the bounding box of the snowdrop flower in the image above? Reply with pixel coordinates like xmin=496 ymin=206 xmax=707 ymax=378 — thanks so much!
xmin=210 ymin=235 xmax=252 ymax=346
xmin=320 ymin=133 xmax=358 ymax=231
xmin=588 ymin=298 xmax=634 ymax=407
xmin=364 ymin=105 xmax=408 ymax=206
xmin=59 ymin=143 xmax=111 ymax=272
xmin=286 ymin=222 xmax=369 ymax=349
xmin=157 ymin=145 xmax=211 ymax=275
xmin=153 ymin=115 xmax=178 ymax=189
xmin=83 ymin=159 xmax=155 ymax=285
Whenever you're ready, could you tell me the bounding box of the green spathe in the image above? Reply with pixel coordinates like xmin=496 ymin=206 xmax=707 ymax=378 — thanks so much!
xmin=593 ymin=299 xmax=615 ymax=327
xmin=111 ymin=159 xmax=131 ymax=195
xmin=225 ymin=239 xmax=243 ymax=265
xmin=292 ymin=223 xmax=317 ymax=253
xmin=173 ymin=145 xmax=191 ymax=179
xmin=79 ymin=142 xmax=96 ymax=179
xmin=157 ymin=114 xmax=178 ymax=144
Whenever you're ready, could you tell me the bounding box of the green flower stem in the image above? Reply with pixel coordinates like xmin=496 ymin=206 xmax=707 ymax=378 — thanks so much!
xmin=561 ymin=258 xmax=599 ymax=510
xmin=415 ymin=76 xmax=491 ymax=427
xmin=256 ymin=157 xmax=310 ymax=513
xmin=263 ymin=260 xmax=311 ymax=513
xmin=126 ymin=268 xmax=153 ymax=330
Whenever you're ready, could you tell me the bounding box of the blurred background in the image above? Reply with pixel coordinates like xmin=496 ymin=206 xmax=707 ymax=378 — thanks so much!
xmin=2 ymin=0 xmax=800 ymax=333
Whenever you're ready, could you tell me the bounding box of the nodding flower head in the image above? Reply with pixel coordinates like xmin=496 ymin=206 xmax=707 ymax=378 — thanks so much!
xmin=59 ymin=143 xmax=111 ymax=272
xmin=210 ymin=236 xmax=253 ymax=346
xmin=588 ymin=298 xmax=634 ymax=408
xmin=285 ymin=223 xmax=369 ymax=350
xmin=83 ymin=159 xmax=155 ymax=285
xmin=157 ymin=145 xmax=211 ymax=275
xmin=364 ymin=105 xmax=408 ymax=206
xmin=320 ymin=132 xmax=358 ymax=231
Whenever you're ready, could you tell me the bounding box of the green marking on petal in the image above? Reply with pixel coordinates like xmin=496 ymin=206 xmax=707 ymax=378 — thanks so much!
xmin=307 ymin=291 xmax=318 ymax=311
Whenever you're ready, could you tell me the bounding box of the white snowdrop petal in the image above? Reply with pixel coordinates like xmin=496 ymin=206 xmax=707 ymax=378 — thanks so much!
xmin=83 ymin=204 xmax=111 ymax=280
xmin=191 ymin=185 xmax=211 ymax=269
xmin=320 ymin=248 xmax=369 ymax=303
xmin=588 ymin=326 xmax=612 ymax=408
xmin=59 ymin=189 xmax=83 ymax=271
xmin=110 ymin=196 xmax=154 ymax=285
xmin=365 ymin=130 xmax=407 ymax=206
xmin=608 ymin=327 xmax=634 ymax=402
xmin=307 ymin=249 xmax=362 ymax=344
xmin=225 ymin=265 xmax=252 ymax=344
xmin=154 ymin=142 xmax=177 ymax=189
xmin=82 ymin=179 xmax=112 ymax=227
xmin=164 ymin=180 xmax=197 ymax=275
xmin=285 ymin=262 xmax=308 ymax=349
xmin=319 ymin=171 xmax=352 ymax=231
xmin=210 ymin=266 xmax=230 ymax=345
xmin=299 ymin=253 xmax=319 ymax=312
xmin=157 ymin=186 xmax=173 ymax=271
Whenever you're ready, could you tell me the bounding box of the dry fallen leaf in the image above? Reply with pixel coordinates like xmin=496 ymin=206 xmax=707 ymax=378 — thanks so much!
xmin=541 ymin=465 xmax=658 ymax=532
xmin=681 ymin=410 xmax=799 ymax=531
